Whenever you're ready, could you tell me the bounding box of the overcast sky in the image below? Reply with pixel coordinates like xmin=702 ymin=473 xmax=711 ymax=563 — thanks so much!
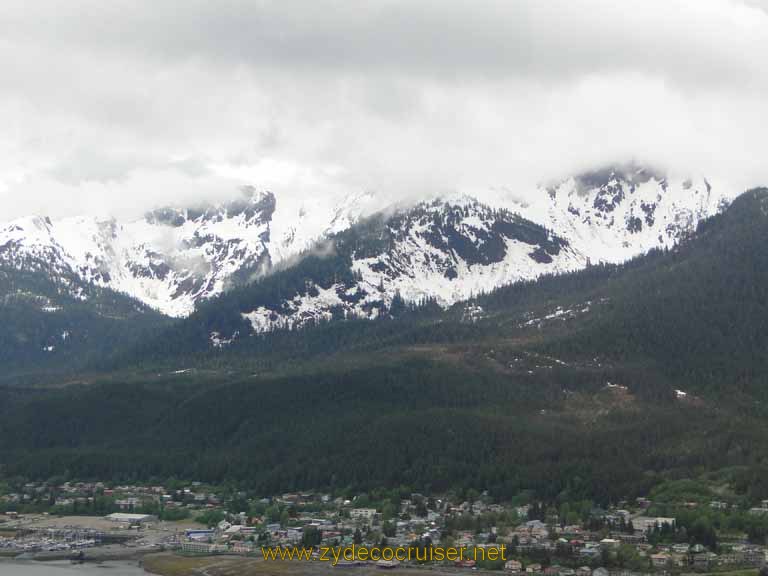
xmin=1 ymin=0 xmax=767 ymax=219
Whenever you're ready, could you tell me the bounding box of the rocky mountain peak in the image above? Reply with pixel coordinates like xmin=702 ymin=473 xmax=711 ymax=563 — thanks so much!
xmin=144 ymin=188 xmax=277 ymax=228
xmin=0 ymin=165 xmax=735 ymax=324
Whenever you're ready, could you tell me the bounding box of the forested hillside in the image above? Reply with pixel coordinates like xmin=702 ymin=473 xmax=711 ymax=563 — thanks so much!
xmin=535 ymin=187 xmax=768 ymax=400
xmin=2 ymin=356 xmax=765 ymax=504
xmin=3 ymin=190 xmax=768 ymax=502
xmin=0 ymin=265 xmax=170 ymax=379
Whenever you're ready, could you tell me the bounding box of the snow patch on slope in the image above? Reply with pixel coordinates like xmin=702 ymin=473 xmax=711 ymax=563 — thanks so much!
xmin=241 ymin=197 xmax=585 ymax=333
xmin=509 ymin=167 xmax=732 ymax=264
xmin=0 ymin=188 xmax=376 ymax=317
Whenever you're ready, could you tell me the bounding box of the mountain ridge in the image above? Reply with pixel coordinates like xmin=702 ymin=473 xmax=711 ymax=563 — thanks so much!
xmin=0 ymin=166 xmax=732 ymax=334
xmin=3 ymin=188 xmax=768 ymax=501
xmin=0 ymin=188 xmax=375 ymax=317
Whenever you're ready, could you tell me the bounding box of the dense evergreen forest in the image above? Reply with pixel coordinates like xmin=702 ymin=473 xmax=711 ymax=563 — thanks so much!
xmin=3 ymin=189 xmax=768 ymax=503
xmin=0 ymin=265 xmax=170 ymax=379
xmin=3 ymin=356 xmax=766 ymax=504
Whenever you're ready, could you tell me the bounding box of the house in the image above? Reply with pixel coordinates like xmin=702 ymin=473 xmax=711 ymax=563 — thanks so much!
xmin=350 ymin=508 xmax=377 ymax=523
xmin=518 ymin=520 xmax=549 ymax=539
xmin=575 ymin=567 xmax=592 ymax=576
xmin=737 ymin=547 xmax=765 ymax=566
xmin=526 ymin=564 xmax=542 ymax=573
xmin=632 ymin=516 xmax=676 ymax=533
xmin=693 ymin=552 xmax=717 ymax=570
xmin=286 ymin=528 xmax=303 ymax=542
xmin=650 ymin=553 xmax=671 ymax=568
xmin=591 ymin=568 xmax=609 ymax=576
xmin=617 ymin=533 xmax=645 ymax=545
xmin=505 ymin=560 xmax=523 ymax=572
xmin=670 ymin=553 xmax=688 ymax=567
xmin=579 ymin=543 xmax=601 ymax=559
xmin=115 ymin=497 xmax=142 ymax=510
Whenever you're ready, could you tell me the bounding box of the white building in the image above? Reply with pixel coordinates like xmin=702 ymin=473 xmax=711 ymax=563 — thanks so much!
xmin=105 ymin=512 xmax=155 ymax=524
xmin=350 ymin=508 xmax=377 ymax=523
xmin=632 ymin=516 xmax=676 ymax=533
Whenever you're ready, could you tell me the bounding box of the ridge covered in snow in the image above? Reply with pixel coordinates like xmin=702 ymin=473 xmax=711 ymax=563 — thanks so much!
xmin=232 ymin=168 xmax=733 ymax=337
xmin=0 ymin=165 xmax=733 ymax=326
xmin=241 ymin=196 xmax=586 ymax=334
xmin=512 ymin=165 xmax=730 ymax=263
xmin=0 ymin=188 xmax=375 ymax=317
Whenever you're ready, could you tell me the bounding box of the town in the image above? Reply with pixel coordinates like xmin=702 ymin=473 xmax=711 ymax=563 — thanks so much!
xmin=3 ymin=478 xmax=768 ymax=575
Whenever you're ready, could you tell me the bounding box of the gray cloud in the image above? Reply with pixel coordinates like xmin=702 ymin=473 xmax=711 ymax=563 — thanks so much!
xmin=4 ymin=0 xmax=766 ymax=86
xmin=0 ymin=0 xmax=766 ymax=219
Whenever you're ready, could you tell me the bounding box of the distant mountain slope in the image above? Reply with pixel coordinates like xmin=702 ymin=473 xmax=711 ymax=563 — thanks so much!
xmin=124 ymin=185 xmax=768 ymax=382
xmin=241 ymin=197 xmax=584 ymax=333
xmin=0 ymin=165 xmax=731 ymax=324
xmin=537 ymin=186 xmax=768 ymax=399
xmin=513 ymin=166 xmax=728 ymax=263
xmin=0 ymin=188 xmax=374 ymax=317
xmin=143 ymin=196 xmax=583 ymax=351
xmin=152 ymin=172 xmax=731 ymax=352
xmin=4 ymin=189 xmax=768 ymax=502
xmin=0 ymin=262 xmax=168 ymax=377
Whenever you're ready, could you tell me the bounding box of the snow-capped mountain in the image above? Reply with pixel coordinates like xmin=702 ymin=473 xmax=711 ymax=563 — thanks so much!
xmin=0 ymin=165 xmax=733 ymax=330
xmin=0 ymin=188 xmax=375 ymax=317
xmin=512 ymin=165 xmax=729 ymax=263
xmin=241 ymin=196 xmax=585 ymax=334
xmin=234 ymin=166 xmax=733 ymax=336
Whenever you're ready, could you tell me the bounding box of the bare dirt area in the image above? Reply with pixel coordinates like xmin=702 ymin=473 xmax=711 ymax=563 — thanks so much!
xmin=26 ymin=516 xmax=121 ymax=531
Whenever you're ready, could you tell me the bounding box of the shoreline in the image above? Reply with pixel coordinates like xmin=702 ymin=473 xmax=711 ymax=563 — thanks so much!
xmin=0 ymin=557 xmax=149 ymax=575
xmin=21 ymin=547 xmax=155 ymax=561
xmin=4 ymin=544 xmax=159 ymax=567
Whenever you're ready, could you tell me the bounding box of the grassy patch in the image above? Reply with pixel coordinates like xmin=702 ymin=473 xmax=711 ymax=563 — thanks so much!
xmin=144 ymin=553 xmax=520 ymax=576
xmin=683 ymin=568 xmax=758 ymax=576
xmin=143 ymin=553 xmax=229 ymax=576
